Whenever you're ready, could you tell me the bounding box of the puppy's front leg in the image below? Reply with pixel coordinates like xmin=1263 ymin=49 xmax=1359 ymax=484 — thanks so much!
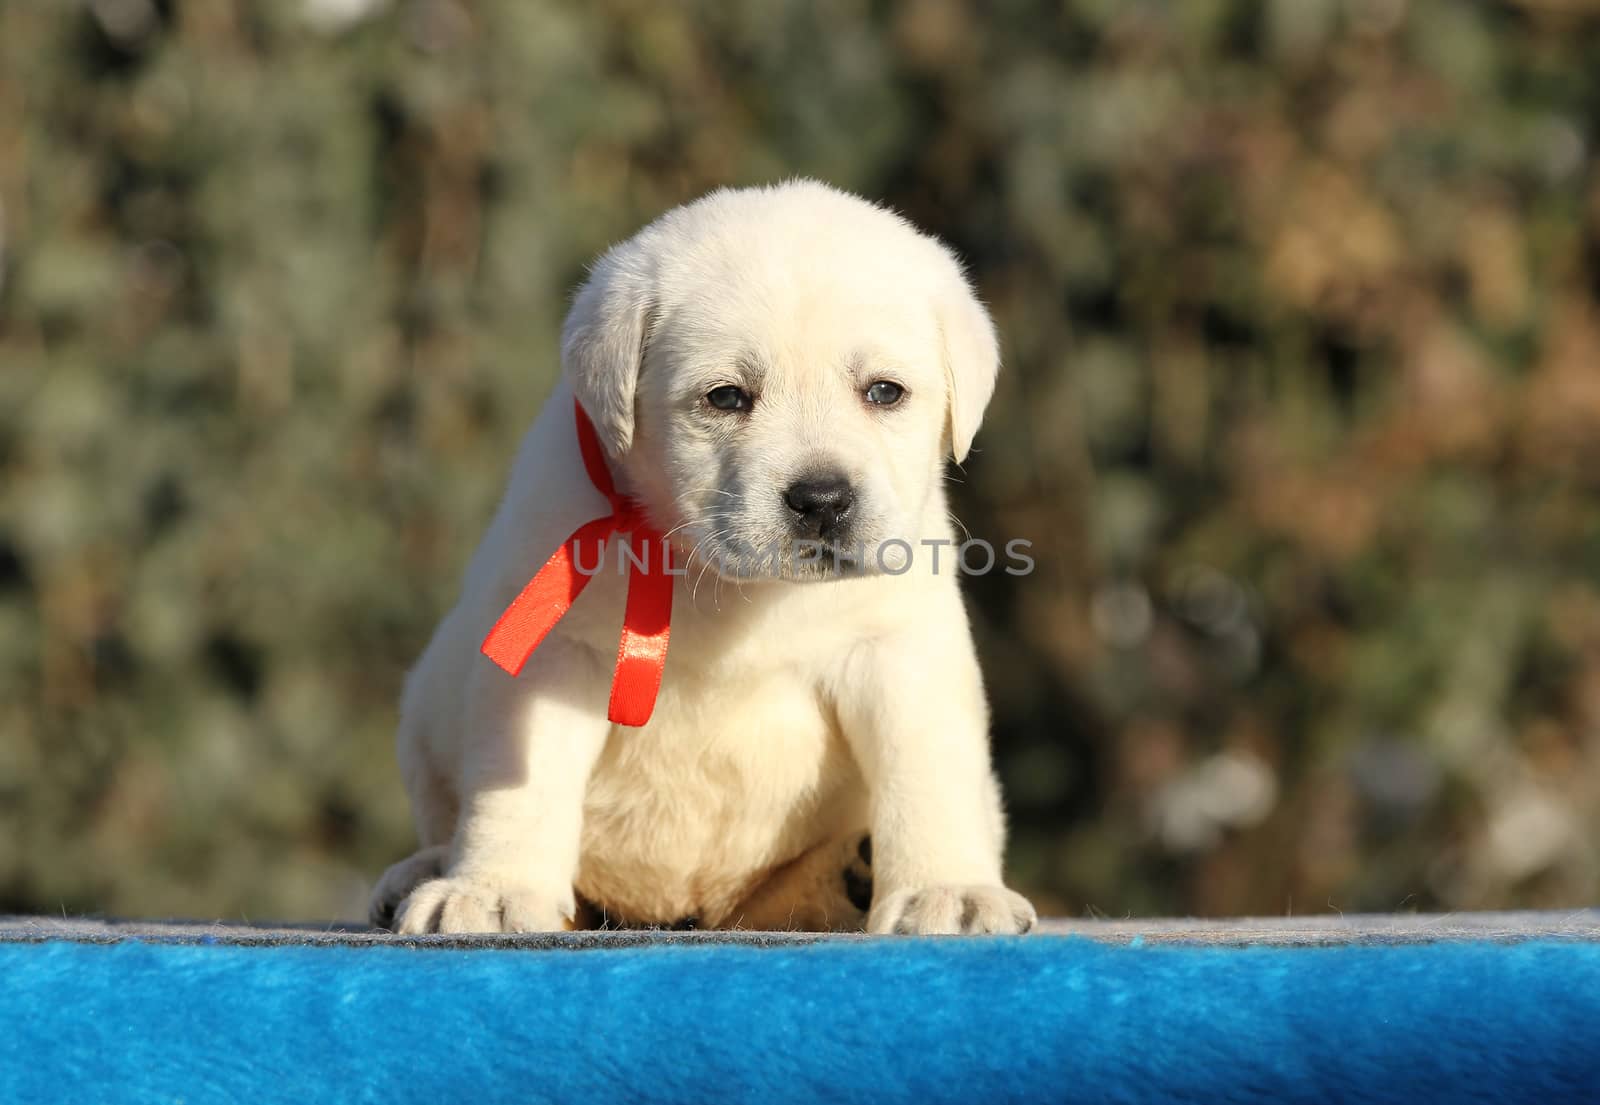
xmin=833 ymin=599 xmax=1036 ymax=936
xmin=396 ymin=641 xmax=611 ymax=934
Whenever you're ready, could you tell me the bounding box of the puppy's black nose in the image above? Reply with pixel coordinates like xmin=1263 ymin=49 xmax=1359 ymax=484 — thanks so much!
xmin=783 ymin=475 xmax=856 ymax=539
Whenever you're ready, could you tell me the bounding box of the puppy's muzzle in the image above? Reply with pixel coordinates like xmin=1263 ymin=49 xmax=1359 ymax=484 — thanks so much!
xmin=782 ymin=474 xmax=855 ymax=543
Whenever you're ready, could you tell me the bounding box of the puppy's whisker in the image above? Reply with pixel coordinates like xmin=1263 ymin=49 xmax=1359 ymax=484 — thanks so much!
xmin=679 ymin=527 xmax=728 ymax=592
xmin=661 ymin=521 xmax=696 ymax=541
xmin=947 ymin=511 xmax=972 ymax=544
xmin=692 ymin=533 xmax=727 ymax=596
xmin=692 ymin=529 xmax=732 ymax=605
xmin=661 ymin=511 xmax=737 ymax=542
xmin=688 ymin=528 xmax=731 ymax=608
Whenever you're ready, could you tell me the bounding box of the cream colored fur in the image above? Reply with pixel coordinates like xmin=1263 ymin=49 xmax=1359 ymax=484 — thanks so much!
xmin=376 ymin=181 xmax=1035 ymax=935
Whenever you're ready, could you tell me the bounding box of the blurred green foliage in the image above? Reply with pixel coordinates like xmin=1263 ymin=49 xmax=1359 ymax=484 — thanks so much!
xmin=3 ymin=0 xmax=1600 ymax=922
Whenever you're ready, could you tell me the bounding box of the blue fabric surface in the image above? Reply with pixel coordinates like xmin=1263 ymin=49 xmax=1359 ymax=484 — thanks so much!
xmin=2 ymin=937 xmax=1598 ymax=1104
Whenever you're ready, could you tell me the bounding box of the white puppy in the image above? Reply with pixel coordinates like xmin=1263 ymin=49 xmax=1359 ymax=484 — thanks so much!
xmin=373 ymin=180 xmax=1036 ymax=935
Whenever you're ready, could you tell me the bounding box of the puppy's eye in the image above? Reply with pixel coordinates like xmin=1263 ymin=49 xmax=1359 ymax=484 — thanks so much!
xmin=865 ymin=381 xmax=904 ymax=407
xmin=706 ymin=385 xmax=753 ymax=412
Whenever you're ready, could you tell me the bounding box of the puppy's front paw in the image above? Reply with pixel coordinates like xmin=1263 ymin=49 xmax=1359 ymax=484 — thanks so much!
xmin=394 ymin=876 xmax=575 ymax=935
xmin=868 ymin=884 xmax=1037 ymax=935
xmin=369 ymin=845 xmax=448 ymax=930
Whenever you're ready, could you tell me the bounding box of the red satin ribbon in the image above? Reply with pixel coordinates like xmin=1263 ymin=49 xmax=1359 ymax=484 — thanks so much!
xmin=479 ymin=400 xmax=673 ymax=727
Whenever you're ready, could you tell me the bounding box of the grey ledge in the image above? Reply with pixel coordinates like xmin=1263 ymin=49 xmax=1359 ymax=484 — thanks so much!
xmin=1 ymin=910 xmax=1597 ymax=950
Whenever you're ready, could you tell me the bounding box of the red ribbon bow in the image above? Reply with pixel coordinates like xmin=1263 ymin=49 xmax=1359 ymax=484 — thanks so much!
xmin=479 ymin=400 xmax=674 ymax=727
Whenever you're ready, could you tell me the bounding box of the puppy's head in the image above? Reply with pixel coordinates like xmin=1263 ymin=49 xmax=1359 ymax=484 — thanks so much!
xmin=563 ymin=181 xmax=998 ymax=580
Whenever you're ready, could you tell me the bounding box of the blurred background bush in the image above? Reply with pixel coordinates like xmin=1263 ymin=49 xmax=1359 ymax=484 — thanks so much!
xmin=3 ymin=0 xmax=1600 ymax=923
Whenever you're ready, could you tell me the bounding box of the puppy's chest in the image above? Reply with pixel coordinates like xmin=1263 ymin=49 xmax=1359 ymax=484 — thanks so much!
xmin=576 ymin=671 xmax=863 ymax=923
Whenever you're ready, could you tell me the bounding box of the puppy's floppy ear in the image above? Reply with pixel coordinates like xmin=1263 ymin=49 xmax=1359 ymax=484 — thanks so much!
xmin=562 ymin=241 xmax=655 ymax=457
xmin=936 ymin=257 xmax=1001 ymax=464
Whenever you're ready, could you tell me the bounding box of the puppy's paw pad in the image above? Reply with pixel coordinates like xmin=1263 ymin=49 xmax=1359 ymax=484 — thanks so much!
xmin=869 ymin=884 xmax=1036 ymax=936
xmin=394 ymin=876 xmax=574 ymax=935
xmin=842 ymin=834 xmax=874 ymax=913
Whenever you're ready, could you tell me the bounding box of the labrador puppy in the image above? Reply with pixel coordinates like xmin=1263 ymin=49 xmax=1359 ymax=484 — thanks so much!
xmin=372 ymin=180 xmax=1036 ymax=935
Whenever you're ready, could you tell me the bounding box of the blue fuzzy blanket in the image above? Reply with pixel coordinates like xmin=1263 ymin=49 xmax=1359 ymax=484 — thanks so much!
xmin=3 ymin=935 xmax=1598 ymax=1103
